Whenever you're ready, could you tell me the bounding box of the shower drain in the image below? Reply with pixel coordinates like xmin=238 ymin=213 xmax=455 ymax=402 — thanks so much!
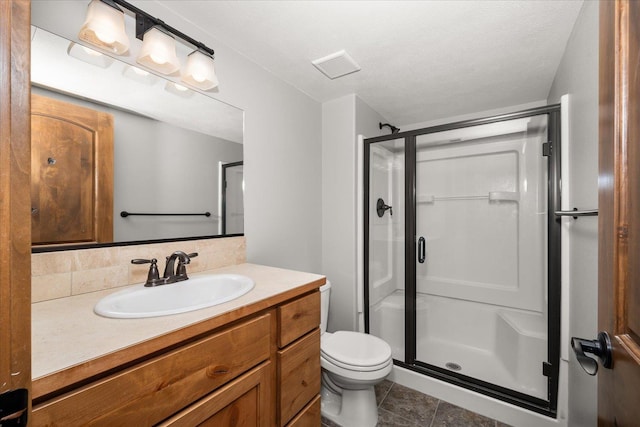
xmin=445 ymin=362 xmax=462 ymax=371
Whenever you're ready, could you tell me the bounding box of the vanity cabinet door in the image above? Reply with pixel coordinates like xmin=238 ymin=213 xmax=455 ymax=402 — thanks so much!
xmin=157 ymin=362 xmax=271 ymax=427
xmin=278 ymin=329 xmax=321 ymax=426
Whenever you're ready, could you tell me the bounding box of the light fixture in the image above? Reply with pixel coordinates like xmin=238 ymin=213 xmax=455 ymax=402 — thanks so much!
xmin=181 ymin=49 xmax=218 ymax=90
xmin=122 ymin=65 xmax=156 ymax=85
xmin=67 ymin=42 xmax=115 ymax=68
xmin=78 ymin=0 xmax=130 ymax=55
xmin=137 ymin=26 xmax=180 ymax=75
xmin=164 ymin=81 xmax=194 ymax=98
xmin=78 ymin=0 xmax=218 ymax=89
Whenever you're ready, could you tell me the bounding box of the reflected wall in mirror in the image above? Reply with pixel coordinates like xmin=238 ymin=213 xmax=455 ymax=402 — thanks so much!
xmin=30 ymin=26 xmax=244 ymax=250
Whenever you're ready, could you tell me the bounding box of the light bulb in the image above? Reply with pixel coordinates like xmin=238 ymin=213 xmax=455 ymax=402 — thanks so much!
xmin=95 ymin=29 xmax=116 ymax=45
xmin=192 ymin=72 xmax=206 ymax=83
xmin=150 ymin=52 xmax=168 ymax=65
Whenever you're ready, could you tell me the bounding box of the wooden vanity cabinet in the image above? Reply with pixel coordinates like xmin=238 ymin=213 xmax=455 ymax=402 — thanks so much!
xmin=277 ymin=291 xmax=321 ymax=426
xmin=32 ymin=289 xmax=322 ymax=427
xmin=33 ymin=314 xmax=271 ymax=426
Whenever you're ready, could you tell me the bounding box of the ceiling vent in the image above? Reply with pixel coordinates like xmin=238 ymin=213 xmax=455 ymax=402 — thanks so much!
xmin=312 ymin=50 xmax=361 ymax=79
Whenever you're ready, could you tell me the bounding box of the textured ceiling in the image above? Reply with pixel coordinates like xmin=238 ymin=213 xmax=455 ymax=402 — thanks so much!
xmin=157 ymin=0 xmax=584 ymax=126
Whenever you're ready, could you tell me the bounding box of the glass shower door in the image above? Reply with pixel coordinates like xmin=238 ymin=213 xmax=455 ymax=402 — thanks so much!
xmin=413 ymin=115 xmax=550 ymax=400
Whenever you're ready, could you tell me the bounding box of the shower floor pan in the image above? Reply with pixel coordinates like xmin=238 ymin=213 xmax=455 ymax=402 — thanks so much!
xmin=371 ymin=291 xmax=547 ymax=401
xmin=417 ymin=336 xmax=545 ymax=400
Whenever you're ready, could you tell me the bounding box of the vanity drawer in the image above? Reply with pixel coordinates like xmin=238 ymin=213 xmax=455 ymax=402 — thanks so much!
xmin=32 ymin=313 xmax=271 ymax=427
xmin=285 ymin=395 xmax=320 ymax=427
xmin=278 ymin=328 xmax=321 ymax=426
xmin=277 ymin=291 xmax=320 ymax=348
xmin=157 ymin=362 xmax=271 ymax=427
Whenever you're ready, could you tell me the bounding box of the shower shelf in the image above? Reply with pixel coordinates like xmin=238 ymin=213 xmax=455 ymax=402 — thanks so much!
xmin=418 ymin=191 xmax=519 ymax=204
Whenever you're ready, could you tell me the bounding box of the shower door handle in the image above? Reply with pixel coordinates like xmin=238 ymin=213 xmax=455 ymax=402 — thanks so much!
xmin=418 ymin=236 xmax=426 ymax=263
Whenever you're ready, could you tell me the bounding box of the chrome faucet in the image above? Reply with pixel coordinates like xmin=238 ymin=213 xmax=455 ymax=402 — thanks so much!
xmin=132 ymin=251 xmax=198 ymax=287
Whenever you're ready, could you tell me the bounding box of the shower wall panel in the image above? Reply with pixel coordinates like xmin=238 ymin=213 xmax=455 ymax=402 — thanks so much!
xmin=368 ymin=139 xmax=405 ymax=361
xmin=415 ymin=117 xmax=547 ymax=312
xmin=368 ymin=144 xmax=405 ymax=306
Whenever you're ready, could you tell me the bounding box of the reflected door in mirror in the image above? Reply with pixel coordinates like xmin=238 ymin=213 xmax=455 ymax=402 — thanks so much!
xmin=31 ymin=94 xmax=114 ymax=245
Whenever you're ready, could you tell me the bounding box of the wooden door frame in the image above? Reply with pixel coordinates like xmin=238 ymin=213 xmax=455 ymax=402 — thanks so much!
xmin=0 ymin=0 xmax=32 ymax=414
xmin=598 ymin=0 xmax=640 ymax=425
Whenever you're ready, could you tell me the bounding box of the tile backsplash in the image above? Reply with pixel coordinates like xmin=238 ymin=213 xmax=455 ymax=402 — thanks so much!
xmin=32 ymin=236 xmax=246 ymax=303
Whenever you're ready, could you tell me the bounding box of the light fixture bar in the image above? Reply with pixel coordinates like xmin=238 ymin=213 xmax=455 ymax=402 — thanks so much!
xmin=108 ymin=0 xmax=215 ymax=57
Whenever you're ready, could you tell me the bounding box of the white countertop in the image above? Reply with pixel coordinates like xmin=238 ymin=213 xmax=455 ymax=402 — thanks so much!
xmin=32 ymin=263 xmax=324 ymax=380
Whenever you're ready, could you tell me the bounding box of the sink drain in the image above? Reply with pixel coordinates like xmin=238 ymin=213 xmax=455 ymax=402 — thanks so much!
xmin=445 ymin=362 xmax=461 ymax=371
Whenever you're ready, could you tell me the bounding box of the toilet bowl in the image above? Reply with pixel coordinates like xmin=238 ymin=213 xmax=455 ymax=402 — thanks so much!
xmin=320 ymin=282 xmax=392 ymax=427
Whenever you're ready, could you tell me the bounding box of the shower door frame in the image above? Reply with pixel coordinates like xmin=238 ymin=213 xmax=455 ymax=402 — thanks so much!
xmin=363 ymin=104 xmax=562 ymax=418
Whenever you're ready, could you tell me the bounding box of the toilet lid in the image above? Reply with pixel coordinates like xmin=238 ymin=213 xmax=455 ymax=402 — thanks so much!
xmin=321 ymin=331 xmax=392 ymax=369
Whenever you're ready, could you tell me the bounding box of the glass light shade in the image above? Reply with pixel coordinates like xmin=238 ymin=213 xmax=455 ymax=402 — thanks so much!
xmin=137 ymin=27 xmax=180 ymax=75
xmin=181 ymin=50 xmax=218 ymax=90
xmin=67 ymin=42 xmax=114 ymax=68
xmin=122 ymin=65 xmax=156 ymax=85
xmin=78 ymin=0 xmax=130 ymax=55
xmin=164 ymin=81 xmax=195 ymax=98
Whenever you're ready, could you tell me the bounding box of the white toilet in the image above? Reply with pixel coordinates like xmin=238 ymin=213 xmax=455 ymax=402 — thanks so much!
xmin=320 ymin=281 xmax=393 ymax=427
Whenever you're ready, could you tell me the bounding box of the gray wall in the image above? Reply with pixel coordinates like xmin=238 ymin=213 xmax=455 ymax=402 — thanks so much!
xmin=322 ymin=95 xmax=357 ymax=332
xmin=547 ymin=2 xmax=599 ymax=426
xmin=143 ymin=4 xmax=324 ymax=273
xmin=322 ymin=94 xmax=387 ymax=332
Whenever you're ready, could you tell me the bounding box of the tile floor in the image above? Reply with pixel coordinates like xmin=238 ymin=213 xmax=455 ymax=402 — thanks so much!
xmin=321 ymin=380 xmax=513 ymax=427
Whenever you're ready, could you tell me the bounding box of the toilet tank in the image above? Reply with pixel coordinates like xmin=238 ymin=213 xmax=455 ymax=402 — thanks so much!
xmin=320 ymin=281 xmax=331 ymax=334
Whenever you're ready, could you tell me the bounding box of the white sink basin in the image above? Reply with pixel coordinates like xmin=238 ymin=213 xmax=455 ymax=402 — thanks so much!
xmin=94 ymin=274 xmax=255 ymax=319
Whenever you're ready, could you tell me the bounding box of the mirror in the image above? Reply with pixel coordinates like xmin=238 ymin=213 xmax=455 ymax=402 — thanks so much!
xmin=30 ymin=24 xmax=244 ymax=251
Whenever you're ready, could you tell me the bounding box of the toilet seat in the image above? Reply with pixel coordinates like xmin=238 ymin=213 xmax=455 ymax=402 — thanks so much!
xmin=321 ymin=331 xmax=392 ymax=372
xmin=321 ymin=353 xmax=393 ymax=386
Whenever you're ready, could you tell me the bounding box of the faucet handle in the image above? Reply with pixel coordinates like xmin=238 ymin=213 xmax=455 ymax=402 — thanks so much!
xmin=131 ymin=258 xmax=155 ymax=264
xmin=131 ymin=258 xmax=161 ymax=286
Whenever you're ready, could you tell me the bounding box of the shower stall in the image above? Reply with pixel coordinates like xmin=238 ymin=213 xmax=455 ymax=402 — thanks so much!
xmin=364 ymin=106 xmax=561 ymax=416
